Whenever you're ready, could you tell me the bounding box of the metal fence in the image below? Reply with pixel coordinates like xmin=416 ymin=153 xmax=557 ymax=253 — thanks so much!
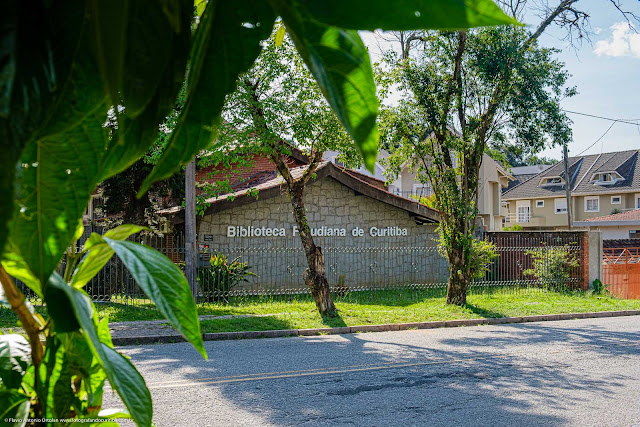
xmin=13 ymin=229 xmax=587 ymax=308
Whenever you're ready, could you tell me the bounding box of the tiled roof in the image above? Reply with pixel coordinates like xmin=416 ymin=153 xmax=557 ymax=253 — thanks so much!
xmin=581 ymin=209 xmax=640 ymax=223
xmin=503 ymin=150 xmax=640 ymax=199
xmin=160 ymin=162 xmax=440 ymax=223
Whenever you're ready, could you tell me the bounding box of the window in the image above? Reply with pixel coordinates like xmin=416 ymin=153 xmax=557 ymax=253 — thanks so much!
xmin=555 ymin=198 xmax=567 ymax=214
xmin=535 ymin=200 xmax=544 ymax=208
xmin=611 ymin=196 xmax=621 ymax=204
xmin=540 ymin=176 xmax=563 ymax=186
xmin=585 ymin=196 xmax=599 ymax=212
xmin=630 ymin=230 xmax=640 ymax=239
xmin=636 ymin=194 xmax=640 ymax=209
xmin=413 ymin=183 xmax=432 ymax=198
xmin=516 ymin=200 xmax=530 ymax=223
xmin=590 ymin=171 xmax=623 ymax=185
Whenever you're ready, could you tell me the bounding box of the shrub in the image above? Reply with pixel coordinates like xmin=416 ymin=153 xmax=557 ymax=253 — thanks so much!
xmin=468 ymin=239 xmax=499 ymax=280
xmin=592 ymin=278 xmax=609 ymax=295
xmin=524 ymin=245 xmax=579 ymax=288
xmin=502 ymin=224 xmax=524 ymax=231
xmin=199 ymin=252 xmax=256 ymax=302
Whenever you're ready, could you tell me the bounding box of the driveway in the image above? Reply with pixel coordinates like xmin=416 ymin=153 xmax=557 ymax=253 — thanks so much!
xmin=104 ymin=316 xmax=640 ymax=426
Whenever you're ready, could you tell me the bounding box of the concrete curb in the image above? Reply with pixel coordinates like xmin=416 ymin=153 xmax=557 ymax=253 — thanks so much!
xmin=111 ymin=310 xmax=640 ymax=346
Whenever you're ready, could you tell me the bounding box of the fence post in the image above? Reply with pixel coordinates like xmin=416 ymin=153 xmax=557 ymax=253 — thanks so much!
xmin=587 ymin=231 xmax=603 ymax=289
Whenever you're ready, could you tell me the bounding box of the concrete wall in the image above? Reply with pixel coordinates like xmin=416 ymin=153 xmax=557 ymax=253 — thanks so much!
xmin=196 ymin=177 xmax=447 ymax=289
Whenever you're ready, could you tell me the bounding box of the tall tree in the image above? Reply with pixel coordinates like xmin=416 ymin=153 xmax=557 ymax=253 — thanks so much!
xmin=378 ymin=1 xmax=595 ymax=305
xmin=215 ymin=32 xmax=361 ymax=315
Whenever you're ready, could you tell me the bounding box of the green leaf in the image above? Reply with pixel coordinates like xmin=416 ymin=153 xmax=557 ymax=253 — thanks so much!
xmin=91 ymin=0 xmax=190 ymax=118
xmin=41 ymin=336 xmax=74 ymax=419
xmin=103 ymin=224 xmax=148 ymax=241
xmin=97 ymin=0 xmax=191 ymax=178
xmin=71 ymin=225 xmax=146 ymax=289
xmin=273 ymin=1 xmax=379 ymax=171
xmin=5 ymin=0 xmax=110 ymax=286
xmin=275 ymin=24 xmax=286 ymax=46
xmin=0 ymin=334 xmax=30 ymax=389
xmin=0 ymin=2 xmax=87 ymax=260
xmin=47 ymin=273 xmax=152 ymax=427
xmin=103 ymin=238 xmax=206 ymax=358
xmin=0 ymin=390 xmax=30 ymax=427
xmin=296 ymin=0 xmax=518 ymax=31
xmin=139 ymin=0 xmax=276 ymax=196
xmin=1 ymin=242 xmax=41 ymax=296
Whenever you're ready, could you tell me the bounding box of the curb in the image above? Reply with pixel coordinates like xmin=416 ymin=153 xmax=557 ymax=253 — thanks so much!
xmin=111 ymin=310 xmax=640 ymax=346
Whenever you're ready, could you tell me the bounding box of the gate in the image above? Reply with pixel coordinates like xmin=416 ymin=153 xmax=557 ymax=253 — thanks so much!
xmin=602 ymin=248 xmax=640 ymax=299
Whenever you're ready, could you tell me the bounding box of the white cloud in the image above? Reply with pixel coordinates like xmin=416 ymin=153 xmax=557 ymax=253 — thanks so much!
xmin=594 ymin=22 xmax=640 ymax=58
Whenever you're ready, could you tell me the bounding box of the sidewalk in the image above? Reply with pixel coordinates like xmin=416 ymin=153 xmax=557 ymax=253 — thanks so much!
xmin=4 ymin=310 xmax=640 ymax=346
xmin=108 ymin=310 xmax=640 ymax=346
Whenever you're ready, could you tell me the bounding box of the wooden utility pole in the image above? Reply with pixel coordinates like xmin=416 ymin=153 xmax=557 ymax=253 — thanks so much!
xmin=185 ymin=159 xmax=198 ymax=301
xmin=563 ymin=143 xmax=572 ymax=230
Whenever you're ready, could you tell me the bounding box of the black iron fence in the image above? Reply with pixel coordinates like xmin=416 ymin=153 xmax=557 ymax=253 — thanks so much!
xmin=14 ymin=229 xmax=587 ymax=308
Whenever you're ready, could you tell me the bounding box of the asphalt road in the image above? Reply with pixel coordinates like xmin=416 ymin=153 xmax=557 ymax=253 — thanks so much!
xmin=104 ymin=316 xmax=640 ymax=427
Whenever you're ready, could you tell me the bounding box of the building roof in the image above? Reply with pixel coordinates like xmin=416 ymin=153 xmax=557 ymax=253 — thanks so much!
xmin=510 ymin=164 xmax=553 ymax=175
xmin=503 ymin=150 xmax=640 ymax=200
xmin=574 ymin=209 xmax=640 ymax=227
xmin=161 ymin=162 xmax=440 ymax=224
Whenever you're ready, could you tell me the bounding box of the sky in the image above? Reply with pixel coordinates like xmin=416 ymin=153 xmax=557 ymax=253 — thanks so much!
xmin=361 ymin=0 xmax=640 ymax=162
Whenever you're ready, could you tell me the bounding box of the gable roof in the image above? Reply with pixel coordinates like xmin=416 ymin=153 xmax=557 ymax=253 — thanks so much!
xmin=503 ymin=150 xmax=640 ymax=200
xmin=162 ymin=162 xmax=440 ymax=224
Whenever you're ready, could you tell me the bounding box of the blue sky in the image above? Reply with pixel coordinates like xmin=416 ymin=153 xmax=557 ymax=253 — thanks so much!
xmin=362 ymin=0 xmax=639 ymax=162
xmin=535 ymin=0 xmax=640 ymax=160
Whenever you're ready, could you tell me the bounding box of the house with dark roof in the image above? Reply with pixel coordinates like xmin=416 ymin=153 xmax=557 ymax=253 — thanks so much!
xmin=502 ymin=149 xmax=640 ymax=230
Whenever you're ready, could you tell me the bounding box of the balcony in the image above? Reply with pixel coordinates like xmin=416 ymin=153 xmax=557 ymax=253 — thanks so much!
xmin=504 ymin=213 xmax=546 ymax=227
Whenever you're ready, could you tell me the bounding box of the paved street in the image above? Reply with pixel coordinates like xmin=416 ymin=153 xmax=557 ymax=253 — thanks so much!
xmin=104 ymin=316 xmax=640 ymax=427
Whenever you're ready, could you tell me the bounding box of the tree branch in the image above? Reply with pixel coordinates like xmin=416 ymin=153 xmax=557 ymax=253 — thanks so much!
xmin=0 ymin=267 xmax=44 ymax=369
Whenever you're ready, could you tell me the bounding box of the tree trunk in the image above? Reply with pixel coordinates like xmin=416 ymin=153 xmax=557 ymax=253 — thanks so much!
xmin=290 ymin=182 xmax=337 ymax=315
xmin=446 ymin=249 xmax=469 ymax=305
xmin=185 ymin=159 xmax=199 ymax=302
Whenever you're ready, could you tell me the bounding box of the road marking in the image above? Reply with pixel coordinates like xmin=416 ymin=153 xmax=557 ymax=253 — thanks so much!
xmin=106 ymin=342 xmax=639 ymax=392
xmin=144 ymin=351 xmax=555 ymax=390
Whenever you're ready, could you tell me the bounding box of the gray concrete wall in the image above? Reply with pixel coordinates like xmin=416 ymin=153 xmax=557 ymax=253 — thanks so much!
xmin=197 ymin=177 xmax=448 ymax=289
xmin=588 ymin=231 xmax=603 ymax=288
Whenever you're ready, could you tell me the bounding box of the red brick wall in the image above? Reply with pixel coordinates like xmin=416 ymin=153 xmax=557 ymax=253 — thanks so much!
xmin=196 ymin=154 xmax=305 ymax=188
xmin=484 ymin=231 xmax=588 ymax=289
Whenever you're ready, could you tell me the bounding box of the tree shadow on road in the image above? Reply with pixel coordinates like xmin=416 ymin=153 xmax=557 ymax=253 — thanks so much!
xmin=108 ymin=317 xmax=640 ymax=426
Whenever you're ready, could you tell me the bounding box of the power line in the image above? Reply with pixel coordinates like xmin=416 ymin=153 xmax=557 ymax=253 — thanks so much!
xmin=562 ymin=109 xmax=640 ymax=126
xmin=575 ymin=121 xmax=617 ymax=157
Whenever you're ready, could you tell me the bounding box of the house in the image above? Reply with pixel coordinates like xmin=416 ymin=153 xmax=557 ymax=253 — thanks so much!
xmin=323 ymin=150 xmax=512 ymax=231
xmin=505 ymin=164 xmax=553 ymax=192
xmin=502 ymin=149 xmax=640 ymax=230
xmin=574 ymin=209 xmax=640 ymax=240
xmin=160 ymin=161 xmax=444 ymax=287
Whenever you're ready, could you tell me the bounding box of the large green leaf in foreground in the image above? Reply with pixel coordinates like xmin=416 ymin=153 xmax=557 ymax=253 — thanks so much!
xmin=103 ymin=238 xmax=206 ymax=358
xmin=47 ymin=273 xmax=152 ymax=427
xmin=0 ymin=334 xmax=31 ymax=389
xmin=298 ymin=0 xmax=518 ymax=30
xmin=273 ymin=1 xmax=379 ymax=171
xmin=139 ymin=0 xmax=276 ymax=195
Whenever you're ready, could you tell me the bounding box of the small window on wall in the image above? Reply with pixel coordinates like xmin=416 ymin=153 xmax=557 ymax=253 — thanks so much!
xmin=611 ymin=196 xmax=622 ymax=204
xmin=535 ymin=200 xmax=544 ymax=208
xmin=555 ymin=198 xmax=567 ymax=214
xmin=630 ymin=230 xmax=640 ymax=239
xmin=585 ymin=196 xmax=599 ymax=212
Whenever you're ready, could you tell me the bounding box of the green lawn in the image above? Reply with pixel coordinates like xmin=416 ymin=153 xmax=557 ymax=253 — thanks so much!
xmin=2 ymin=287 xmax=639 ymax=332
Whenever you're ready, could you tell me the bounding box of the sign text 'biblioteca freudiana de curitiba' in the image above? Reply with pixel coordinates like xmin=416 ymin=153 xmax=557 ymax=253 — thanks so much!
xmin=226 ymin=225 xmax=409 ymax=238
